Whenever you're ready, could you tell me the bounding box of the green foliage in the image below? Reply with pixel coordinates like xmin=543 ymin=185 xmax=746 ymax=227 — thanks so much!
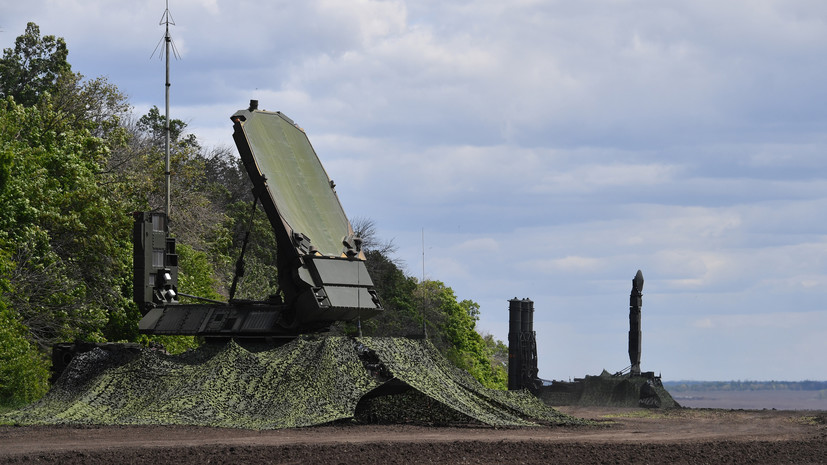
xmin=0 ymin=247 xmax=50 ymax=407
xmin=137 ymin=105 xmax=199 ymax=150
xmin=138 ymin=335 xmax=200 ymax=355
xmin=102 ymin=294 xmax=142 ymax=343
xmin=342 ymin=220 xmax=509 ymax=390
xmin=0 ymin=23 xmax=137 ymax=403
xmin=417 ymin=281 xmax=507 ymax=390
xmin=132 ymin=243 xmax=222 ymax=355
xmin=0 ymin=300 xmax=50 ymax=406
xmin=353 ymin=249 xmax=420 ymax=336
xmin=0 ymin=22 xmax=71 ymax=106
xmin=0 ymin=96 xmax=131 ymax=347
xmin=52 ymin=74 xmax=130 ymax=140
xmin=175 ymin=243 xmax=222 ymax=302
xmin=482 ymin=332 xmax=508 ymax=383
xmin=201 ymin=147 xmax=254 ymax=208
xmin=0 ymin=144 xmax=11 ymax=193
xmin=222 ymin=202 xmax=279 ymax=301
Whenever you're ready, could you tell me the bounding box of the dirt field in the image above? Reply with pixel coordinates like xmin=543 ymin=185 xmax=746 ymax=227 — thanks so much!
xmin=1 ymin=407 xmax=825 ymax=464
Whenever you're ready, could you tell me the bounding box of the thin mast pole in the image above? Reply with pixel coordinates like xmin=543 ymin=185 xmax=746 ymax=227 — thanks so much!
xmin=163 ymin=2 xmax=172 ymax=219
xmin=421 ymin=228 xmax=425 ymax=284
xmin=421 ymin=228 xmax=426 ymax=337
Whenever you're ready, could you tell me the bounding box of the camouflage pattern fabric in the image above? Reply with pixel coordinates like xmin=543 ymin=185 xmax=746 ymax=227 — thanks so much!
xmin=4 ymin=336 xmax=581 ymax=429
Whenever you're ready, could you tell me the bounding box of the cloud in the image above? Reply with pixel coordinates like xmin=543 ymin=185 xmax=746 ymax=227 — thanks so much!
xmin=723 ymin=311 xmax=824 ymax=329
xmin=523 ymin=255 xmax=604 ymax=274
xmin=535 ymin=163 xmax=681 ymax=194
xmin=456 ymin=237 xmax=499 ymax=253
xmin=693 ymin=318 xmax=714 ymax=329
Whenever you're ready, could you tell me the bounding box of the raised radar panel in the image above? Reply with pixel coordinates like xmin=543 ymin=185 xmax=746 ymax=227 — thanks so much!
xmin=136 ymin=101 xmax=382 ymax=338
xmin=231 ymin=100 xmax=383 ymax=325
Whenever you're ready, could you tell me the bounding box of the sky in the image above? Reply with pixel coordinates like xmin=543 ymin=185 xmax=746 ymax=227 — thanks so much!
xmin=2 ymin=0 xmax=826 ymax=381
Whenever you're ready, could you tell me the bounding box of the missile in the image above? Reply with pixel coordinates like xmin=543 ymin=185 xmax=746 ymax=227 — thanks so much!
xmin=629 ymin=270 xmax=643 ymax=375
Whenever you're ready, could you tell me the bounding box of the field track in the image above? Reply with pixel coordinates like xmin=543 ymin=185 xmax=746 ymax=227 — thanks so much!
xmin=1 ymin=407 xmax=825 ymax=464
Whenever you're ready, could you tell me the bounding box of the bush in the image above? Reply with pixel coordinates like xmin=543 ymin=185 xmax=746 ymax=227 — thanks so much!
xmin=0 ymin=302 xmax=50 ymax=407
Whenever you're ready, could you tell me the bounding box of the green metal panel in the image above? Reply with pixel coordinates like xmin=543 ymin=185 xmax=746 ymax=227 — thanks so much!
xmin=235 ymin=109 xmax=352 ymax=257
xmin=323 ymin=286 xmax=377 ymax=310
xmin=310 ymin=257 xmax=375 ymax=287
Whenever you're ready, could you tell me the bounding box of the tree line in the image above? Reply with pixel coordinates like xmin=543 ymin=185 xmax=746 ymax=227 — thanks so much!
xmin=0 ymin=23 xmax=507 ymax=408
xmin=663 ymin=381 xmax=827 ymax=392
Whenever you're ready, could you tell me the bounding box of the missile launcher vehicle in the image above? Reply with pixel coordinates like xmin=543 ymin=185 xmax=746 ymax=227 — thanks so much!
xmin=530 ymin=270 xmax=680 ymax=408
xmin=135 ymin=100 xmax=383 ymax=339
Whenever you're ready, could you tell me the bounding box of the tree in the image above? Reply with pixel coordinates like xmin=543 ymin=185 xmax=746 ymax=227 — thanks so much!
xmin=416 ymin=280 xmax=506 ymax=389
xmin=0 ymin=22 xmax=71 ymax=106
xmin=136 ymin=105 xmax=199 ymax=151
xmin=0 ymin=97 xmax=132 ymax=348
xmin=343 ymin=218 xmax=508 ymax=389
xmin=0 ymin=23 xmax=238 ymax=403
xmin=220 ymin=202 xmax=280 ymax=301
xmin=0 ymin=242 xmax=50 ymax=407
xmin=0 ymin=26 xmax=140 ymax=387
xmin=352 ymin=216 xmax=400 ymax=260
xmin=0 ymin=299 xmax=50 ymax=406
xmin=52 ymin=74 xmax=130 ymax=139
xmin=482 ymin=332 xmax=508 ymax=369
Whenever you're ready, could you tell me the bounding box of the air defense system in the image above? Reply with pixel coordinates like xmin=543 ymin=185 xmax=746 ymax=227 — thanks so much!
xmin=134 ymin=100 xmax=382 ymax=338
xmin=517 ymin=271 xmax=680 ymax=408
xmin=34 ymin=102 xmax=578 ymax=428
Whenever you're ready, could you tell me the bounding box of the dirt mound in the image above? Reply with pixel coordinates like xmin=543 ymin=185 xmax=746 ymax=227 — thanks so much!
xmin=3 ymin=336 xmax=578 ymax=429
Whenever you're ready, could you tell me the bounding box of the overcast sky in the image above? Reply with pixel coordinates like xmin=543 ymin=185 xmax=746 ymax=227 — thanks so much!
xmin=3 ymin=0 xmax=826 ymax=381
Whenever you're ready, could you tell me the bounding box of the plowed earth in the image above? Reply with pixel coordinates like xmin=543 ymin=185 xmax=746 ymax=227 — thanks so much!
xmin=1 ymin=407 xmax=825 ymax=464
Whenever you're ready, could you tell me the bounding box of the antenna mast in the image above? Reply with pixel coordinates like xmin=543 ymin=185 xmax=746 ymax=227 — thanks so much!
xmin=156 ymin=0 xmax=179 ymax=219
xmin=421 ymin=228 xmax=427 ymax=337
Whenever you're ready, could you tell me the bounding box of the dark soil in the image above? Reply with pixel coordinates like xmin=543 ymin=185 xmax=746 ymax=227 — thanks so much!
xmin=1 ymin=407 xmax=825 ymax=464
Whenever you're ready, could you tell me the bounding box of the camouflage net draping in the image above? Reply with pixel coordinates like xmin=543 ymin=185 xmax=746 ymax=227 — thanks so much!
xmin=3 ymin=336 xmax=581 ymax=429
xmin=536 ymin=369 xmax=681 ymax=409
xmin=576 ymin=370 xmax=680 ymax=409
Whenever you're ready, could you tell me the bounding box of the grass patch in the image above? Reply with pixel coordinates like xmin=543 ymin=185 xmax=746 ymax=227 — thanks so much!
xmin=0 ymin=401 xmax=28 ymax=423
xmin=794 ymin=414 xmax=827 ymax=426
xmin=0 ymin=401 xmax=27 ymax=415
xmin=797 ymin=416 xmax=819 ymax=426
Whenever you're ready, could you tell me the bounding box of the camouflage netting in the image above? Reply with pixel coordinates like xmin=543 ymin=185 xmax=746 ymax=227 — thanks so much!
xmin=578 ymin=370 xmax=680 ymax=408
xmin=537 ymin=369 xmax=681 ymax=409
xmin=3 ymin=336 xmax=581 ymax=429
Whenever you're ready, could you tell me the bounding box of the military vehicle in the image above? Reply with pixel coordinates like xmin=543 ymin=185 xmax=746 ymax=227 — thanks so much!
xmin=515 ymin=271 xmax=680 ymax=408
xmin=134 ymin=100 xmax=383 ymax=339
xmin=507 ymin=298 xmax=542 ymax=391
xmin=52 ymin=101 xmax=384 ymax=376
